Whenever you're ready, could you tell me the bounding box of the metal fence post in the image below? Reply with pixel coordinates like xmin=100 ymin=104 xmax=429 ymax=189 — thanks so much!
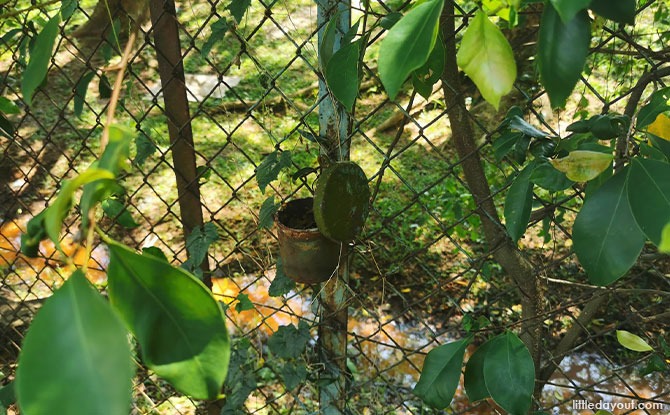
xmin=316 ymin=1 xmax=351 ymax=413
xmin=148 ymin=0 xmax=211 ymax=286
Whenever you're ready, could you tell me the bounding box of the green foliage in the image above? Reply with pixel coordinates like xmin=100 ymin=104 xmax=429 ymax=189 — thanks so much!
xmin=616 ymin=330 xmax=654 ymax=352
xmin=235 ymin=293 xmax=254 ymax=312
xmin=267 ymin=321 xmax=310 ymax=359
xmin=202 ymin=18 xmax=230 ymax=57
xmin=107 ymin=240 xmax=230 ymax=400
xmin=589 ymin=0 xmax=636 ymax=24
xmin=504 ymin=164 xmax=535 ymax=243
xmin=482 ymin=332 xmax=535 ymax=415
xmin=279 ymin=361 xmax=308 ymax=390
xmin=102 ymin=198 xmax=140 ymax=228
xmin=538 ymin=5 xmax=590 ymax=108
xmin=572 ymin=167 xmax=645 ymax=285
xmin=378 ymin=0 xmax=445 ymax=100
xmin=44 ymin=168 xmax=115 ymax=245
xmin=221 ymin=339 xmax=257 ymax=414
xmin=456 ymin=10 xmax=516 ymax=110
xmin=258 ymin=196 xmax=279 ymax=230
xmin=413 ymin=338 xmax=469 ymax=409
xmin=268 ymin=258 xmax=295 ymax=297
xmin=412 ymin=33 xmax=445 ymax=99
xmin=16 ymin=271 xmax=134 ymax=415
xmin=627 ymin=158 xmax=670 ymax=246
xmin=463 ymin=338 xmax=494 ymax=402
xmin=256 ymin=150 xmax=292 ymax=193
xmin=22 ymin=15 xmax=60 ymax=106
xmin=636 ymin=87 xmax=670 ymax=129
xmin=133 ymin=133 xmax=158 ymax=167
xmin=60 ymin=0 xmax=78 ymax=20
xmin=227 ymin=0 xmax=252 ymax=24
xmin=325 ymin=39 xmax=362 ymax=112
xmin=182 ymin=222 xmax=219 ymax=277
xmin=73 ymin=71 xmax=95 ymax=117
xmin=549 ymin=0 xmax=591 ymax=23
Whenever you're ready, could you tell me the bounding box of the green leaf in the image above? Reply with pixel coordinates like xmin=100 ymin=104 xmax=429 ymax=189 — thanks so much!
xmin=538 ymin=6 xmax=590 ymax=108
xmin=636 ymin=87 xmax=670 ymax=129
xmin=0 ymin=113 xmax=14 ymax=139
xmin=573 ymin=167 xmax=644 ymax=285
xmin=413 ymin=338 xmax=468 ymax=409
xmin=494 ymin=131 xmax=524 ymax=161
xmin=659 ymin=222 xmax=670 ymax=254
xmin=483 ymin=332 xmax=534 ymax=415
xmin=594 ymin=411 xmax=614 ymax=415
xmin=98 ymin=73 xmax=112 ymax=99
xmin=0 ymin=382 xmax=15 ymax=410
xmin=549 ymin=150 xmax=613 ymax=182
xmin=456 ymin=10 xmax=517 ymax=110
xmin=627 ymin=158 xmax=670 ymax=246
xmin=319 ymin=12 xmax=340 ymax=70
xmin=325 ymin=39 xmax=361 ymax=112
xmin=102 ymin=198 xmax=139 ymax=228
xmin=184 ymin=222 xmax=219 ymax=270
xmin=61 ymin=0 xmax=78 ymax=19
xmin=235 ymin=293 xmax=254 ymax=312
xmin=509 ymin=116 xmax=548 ymax=138
xmin=133 ymin=133 xmax=157 ymax=166
xmin=73 ymin=70 xmax=95 ymax=117
xmin=15 ymin=271 xmax=133 ymax=415
xmin=201 ymin=17 xmax=229 ymax=57
xmin=22 ymin=15 xmax=60 ymax=106
xmin=378 ymin=0 xmax=445 ymax=100
xmin=616 ymin=330 xmax=653 ymax=352
xmin=412 ymin=34 xmax=445 ymax=99
xmin=44 ymin=168 xmax=115 ymax=245
xmin=530 ymin=160 xmax=574 ymax=192
xmin=280 ymin=361 xmax=308 ymax=390
xmin=549 ymin=0 xmax=591 ymax=23
xmin=589 ymin=0 xmax=635 ymax=24
xmin=380 ymin=12 xmax=402 ymax=30
xmin=504 ymin=164 xmax=535 ymax=243
xmin=80 ymin=125 xmax=134 ymax=228
xmin=256 ymin=150 xmax=292 ymax=193
xmin=20 ymin=211 xmax=48 ymax=257
xmin=227 ymin=0 xmax=251 ymax=24
xmin=464 ymin=339 xmax=495 ymax=402
xmin=259 ymin=196 xmax=279 ymax=230
xmin=268 ymin=258 xmax=295 ymax=297
xmin=106 ymin=240 xmax=230 ymax=399
xmin=0 ymin=97 xmax=20 ymax=114
xmin=142 ymin=246 xmax=169 ymax=262
xmin=267 ymin=321 xmax=310 ymax=359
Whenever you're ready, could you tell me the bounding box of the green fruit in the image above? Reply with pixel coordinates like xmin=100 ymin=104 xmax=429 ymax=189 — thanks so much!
xmin=313 ymin=161 xmax=370 ymax=242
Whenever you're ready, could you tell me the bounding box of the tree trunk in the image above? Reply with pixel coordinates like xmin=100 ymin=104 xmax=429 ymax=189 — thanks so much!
xmin=73 ymin=0 xmax=149 ymax=41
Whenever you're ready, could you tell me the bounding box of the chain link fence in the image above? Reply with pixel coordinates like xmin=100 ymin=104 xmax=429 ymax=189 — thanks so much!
xmin=1 ymin=0 xmax=670 ymax=413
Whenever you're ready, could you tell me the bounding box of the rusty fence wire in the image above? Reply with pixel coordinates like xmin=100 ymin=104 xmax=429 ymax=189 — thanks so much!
xmin=1 ymin=0 xmax=670 ymax=414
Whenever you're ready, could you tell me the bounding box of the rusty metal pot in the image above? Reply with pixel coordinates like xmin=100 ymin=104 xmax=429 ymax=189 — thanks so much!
xmin=276 ymin=198 xmax=341 ymax=284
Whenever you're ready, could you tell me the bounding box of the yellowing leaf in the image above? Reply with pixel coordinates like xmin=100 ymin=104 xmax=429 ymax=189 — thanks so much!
xmin=456 ymin=11 xmax=516 ymax=110
xmin=616 ymin=330 xmax=653 ymax=352
xmin=549 ymin=150 xmax=612 ymax=182
xmin=647 ymin=113 xmax=670 ymax=141
xmin=659 ymin=222 xmax=670 ymax=254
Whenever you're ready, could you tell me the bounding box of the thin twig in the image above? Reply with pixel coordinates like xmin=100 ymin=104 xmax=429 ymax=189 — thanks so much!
xmin=101 ymin=30 xmax=137 ymax=149
xmin=370 ymin=91 xmax=417 ymax=204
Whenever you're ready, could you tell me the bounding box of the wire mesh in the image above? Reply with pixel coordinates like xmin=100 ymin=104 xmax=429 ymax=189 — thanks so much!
xmin=1 ymin=0 xmax=669 ymax=414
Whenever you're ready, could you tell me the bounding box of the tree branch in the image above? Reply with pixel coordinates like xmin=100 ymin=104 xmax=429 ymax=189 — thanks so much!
xmin=439 ymin=1 xmax=542 ymax=379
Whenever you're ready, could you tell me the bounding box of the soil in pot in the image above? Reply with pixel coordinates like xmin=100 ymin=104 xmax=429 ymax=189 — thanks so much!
xmin=276 ymin=198 xmax=340 ymax=284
